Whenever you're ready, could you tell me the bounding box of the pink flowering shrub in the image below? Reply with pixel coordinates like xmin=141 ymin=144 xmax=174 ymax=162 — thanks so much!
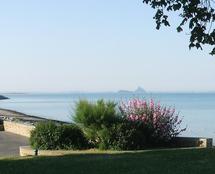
xmin=119 ymin=99 xmax=186 ymax=142
xmin=72 ymin=99 xmax=187 ymax=150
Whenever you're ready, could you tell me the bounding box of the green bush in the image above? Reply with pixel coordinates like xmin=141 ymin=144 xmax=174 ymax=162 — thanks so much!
xmin=30 ymin=121 xmax=88 ymax=150
xmin=98 ymin=121 xmax=151 ymax=150
xmin=72 ymin=98 xmax=186 ymax=150
xmin=30 ymin=121 xmax=59 ymax=150
xmin=73 ymin=99 xmax=156 ymax=150
xmin=58 ymin=124 xmax=89 ymax=150
xmin=73 ymin=99 xmax=120 ymax=148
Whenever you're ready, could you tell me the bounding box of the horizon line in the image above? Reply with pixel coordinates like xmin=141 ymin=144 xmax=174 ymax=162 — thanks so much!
xmin=1 ymin=90 xmax=215 ymax=94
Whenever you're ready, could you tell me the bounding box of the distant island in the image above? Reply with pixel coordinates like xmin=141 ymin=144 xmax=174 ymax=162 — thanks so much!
xmin=0 ymin=95 xmax=9 ymax=100
xmin=118 ymin=87 xmax=146 ymax=94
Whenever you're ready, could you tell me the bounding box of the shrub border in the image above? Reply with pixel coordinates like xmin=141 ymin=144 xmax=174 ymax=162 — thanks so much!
xmin=20 ymin=140 xmax=212 ymax=157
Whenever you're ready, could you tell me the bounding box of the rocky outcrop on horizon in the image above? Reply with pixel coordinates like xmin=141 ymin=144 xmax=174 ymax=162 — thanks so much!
xmin=134 ymin=87 xmax=146 ymax=93
xmin=118 ymin=87 xmax=146 ymax=94
xmin=0 ymin=95 xmax=9 ymax=100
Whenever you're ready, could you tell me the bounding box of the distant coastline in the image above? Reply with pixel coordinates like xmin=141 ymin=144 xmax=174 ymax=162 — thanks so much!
xmin=0 ymin=95 xmax=9 ymax=100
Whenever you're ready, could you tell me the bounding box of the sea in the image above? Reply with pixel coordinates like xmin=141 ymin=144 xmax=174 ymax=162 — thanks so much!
xmin=0 ymin=92 xmax=215 ymax=141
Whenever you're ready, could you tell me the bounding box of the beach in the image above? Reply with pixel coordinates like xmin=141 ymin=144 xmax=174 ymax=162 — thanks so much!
xmin=0 ymin=108 xmax=67 ymax=125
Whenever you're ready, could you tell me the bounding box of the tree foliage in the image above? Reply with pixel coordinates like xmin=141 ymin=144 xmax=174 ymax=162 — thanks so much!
xmin=143 ymin=0 xmax=215 ymax=55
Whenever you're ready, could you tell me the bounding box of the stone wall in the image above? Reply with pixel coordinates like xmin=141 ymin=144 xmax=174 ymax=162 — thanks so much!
xmin=0 ymin=125 xmax=4 ymax=131
xmin=20 ymin=137 xmax=213 ymax=157
xmin=172 ymin=137 xmax=213 ymax=148
xmin=3 ymin=121 xmax=35 ymax=137
xmin=20 ymin=146 xmax=82 ymax=156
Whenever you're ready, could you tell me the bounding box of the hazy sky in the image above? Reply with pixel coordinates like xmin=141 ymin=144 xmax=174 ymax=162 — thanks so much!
xmin=0 ymin=0 xmax=215 ymax=92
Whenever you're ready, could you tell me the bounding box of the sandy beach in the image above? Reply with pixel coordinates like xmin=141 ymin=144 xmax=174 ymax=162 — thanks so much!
xmin=0 ymin=108 xmax=46 ymax=123
xmin=0 ymin=108 xmax=67 ymax=124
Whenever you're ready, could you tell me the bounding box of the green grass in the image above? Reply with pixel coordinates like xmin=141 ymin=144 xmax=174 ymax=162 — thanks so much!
xmin=1 ymin=148 xmax=215 ymax=174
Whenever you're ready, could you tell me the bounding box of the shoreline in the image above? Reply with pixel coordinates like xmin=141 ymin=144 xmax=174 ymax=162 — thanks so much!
xmin=0 ymin=108 xmax=68 ymax=125
xmin=0 ymin=95 xmax=9 ymax=100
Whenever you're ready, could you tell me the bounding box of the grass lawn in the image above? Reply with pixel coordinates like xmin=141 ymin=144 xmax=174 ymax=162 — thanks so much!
xmin=0 ymin=148 xmax=215 ymax=174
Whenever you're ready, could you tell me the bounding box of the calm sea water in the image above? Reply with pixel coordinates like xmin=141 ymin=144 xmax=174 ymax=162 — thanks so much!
xmin=0 ymin=93 xmax=215 ymax=141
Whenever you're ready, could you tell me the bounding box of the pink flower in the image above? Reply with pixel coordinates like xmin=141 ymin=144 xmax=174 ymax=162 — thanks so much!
xmin=150 ymin=99 xmax=154 ymax=109
xmin=119 ymin=98 xmax=186 ymax=140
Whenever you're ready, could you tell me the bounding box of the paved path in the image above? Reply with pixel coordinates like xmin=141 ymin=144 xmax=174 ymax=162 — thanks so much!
xmin=0 ymin=132 xmax=29 ymax=157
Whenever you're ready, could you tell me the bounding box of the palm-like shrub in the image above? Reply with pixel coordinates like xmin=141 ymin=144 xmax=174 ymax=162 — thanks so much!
xmin=30 ymin=99 xmax=186 ymax=151
xmin=73 ymin=99 xmax=120 ymax=148
xmin=73 ymin=99 xmax=186 ymax=150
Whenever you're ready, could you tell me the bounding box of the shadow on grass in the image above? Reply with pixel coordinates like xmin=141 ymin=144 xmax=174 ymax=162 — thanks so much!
xmin=0 ymin=148 xmax=215 ymax=174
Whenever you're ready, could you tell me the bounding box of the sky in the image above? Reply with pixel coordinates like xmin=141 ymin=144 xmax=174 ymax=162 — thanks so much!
xmin=0 ymin=0 xmax=215 ymax=93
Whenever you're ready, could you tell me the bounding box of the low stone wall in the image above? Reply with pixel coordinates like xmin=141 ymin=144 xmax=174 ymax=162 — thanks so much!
xmin=20 ymin=136 xmax=213 ymax=157
xmin=19 ymin=146 xmax=99 ymax=157
xmin=20 ymin=146 xmax=36 ymax=156
xmin=172 ymin=137 xmax=213 ymax=148
xmin=20 ymin=146 xmax=130 ymax=157
xmin=0 ymin=125 xmax=4 ymax=131
xmin=3 ymin=121 xmax=35 ymax=137
xmin=19 ymin=146 xmax=207 ymax=157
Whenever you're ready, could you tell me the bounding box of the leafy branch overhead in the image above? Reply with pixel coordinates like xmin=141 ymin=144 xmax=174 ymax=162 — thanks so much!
xmin=143 ymin=0 xmax=215 ymax=55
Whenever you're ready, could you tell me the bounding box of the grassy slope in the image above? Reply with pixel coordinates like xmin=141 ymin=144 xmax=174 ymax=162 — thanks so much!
xmin=0 ymin=148 xmax=215 ymax=174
